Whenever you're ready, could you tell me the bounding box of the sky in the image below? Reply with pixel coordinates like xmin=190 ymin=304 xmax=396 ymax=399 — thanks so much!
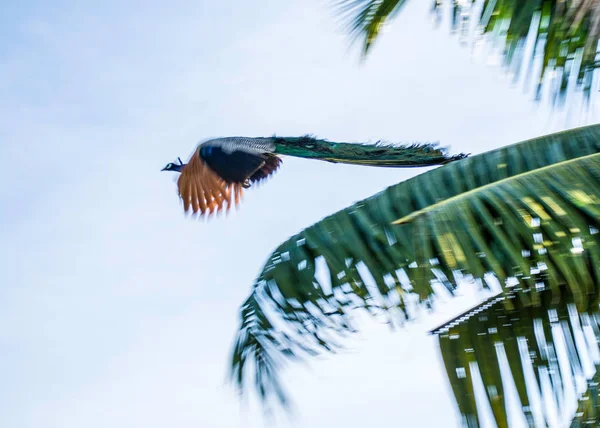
xmin=1 ymin=1 xmax=599 ymax=427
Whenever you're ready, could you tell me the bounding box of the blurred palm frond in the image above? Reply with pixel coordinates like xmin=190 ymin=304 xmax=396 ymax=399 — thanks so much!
xmin=230 ymin=124 xmax=600 ymax=408
xmin=335 ymin=0 xmax=600 ymax=105
xmin=435 ymin=288 xmax=600 ymax=427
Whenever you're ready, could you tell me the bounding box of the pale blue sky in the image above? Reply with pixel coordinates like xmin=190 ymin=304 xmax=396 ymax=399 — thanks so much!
xmin=1 ymin=1 xmax=598 ymax=427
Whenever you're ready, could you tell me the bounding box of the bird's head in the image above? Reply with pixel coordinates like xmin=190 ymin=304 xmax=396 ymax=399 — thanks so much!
xmin=161 ymin=157 xmax=185 ymax=172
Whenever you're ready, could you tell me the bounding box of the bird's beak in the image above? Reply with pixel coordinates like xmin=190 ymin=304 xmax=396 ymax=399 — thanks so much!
xmin=161 ymin=167 xmax=168 ymax=171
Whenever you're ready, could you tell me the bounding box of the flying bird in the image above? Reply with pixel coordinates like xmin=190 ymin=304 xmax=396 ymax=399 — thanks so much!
xmin=162 ymin=135 xmax=467 ymax=218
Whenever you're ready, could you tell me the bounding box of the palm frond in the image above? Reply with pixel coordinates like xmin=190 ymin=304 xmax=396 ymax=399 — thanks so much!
xmin=333 ymin=0 xmax=409 ymax=54
xmin=336 ymin=0 xmax=600 ymax=103
xmin=435 ymin=288 xmax=600 ymax=427
xmin=230 ymin=124 xmax=600 ymax=408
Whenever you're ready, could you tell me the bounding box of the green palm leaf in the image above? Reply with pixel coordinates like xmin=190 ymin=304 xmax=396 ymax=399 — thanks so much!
xmin=230 ymin=124 xmax=600 ymax=407
xmin=434 ymin=289 xmax=600 ymax=427
xmin=335 ymin=0 xmax=409 ymax=54
xmin=335 ymin=0 xmax=600 ymax=103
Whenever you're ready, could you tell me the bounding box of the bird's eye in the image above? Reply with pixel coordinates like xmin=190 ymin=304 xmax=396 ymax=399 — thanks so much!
xmin=166 ymin=163 xmax=172 ymax=169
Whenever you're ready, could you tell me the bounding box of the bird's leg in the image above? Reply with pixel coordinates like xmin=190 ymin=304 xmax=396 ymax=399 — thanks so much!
xmin=242 ymin=160 xmax=265 ymax=189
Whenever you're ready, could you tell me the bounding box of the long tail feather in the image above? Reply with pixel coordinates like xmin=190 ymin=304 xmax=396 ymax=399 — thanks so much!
xmin=271 ymin=135 xmax=467 ymax=167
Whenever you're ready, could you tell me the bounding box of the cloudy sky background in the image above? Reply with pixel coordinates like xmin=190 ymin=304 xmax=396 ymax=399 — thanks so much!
xmin=1 ymin=0 xmax=598 ymax=427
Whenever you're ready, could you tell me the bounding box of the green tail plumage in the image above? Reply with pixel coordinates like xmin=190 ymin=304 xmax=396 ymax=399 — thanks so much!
xmin=271 ymin=135 xmax=468 ymax=167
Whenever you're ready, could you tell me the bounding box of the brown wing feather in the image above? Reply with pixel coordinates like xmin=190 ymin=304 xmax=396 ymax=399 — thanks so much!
xmin=249 ymin=154 xmax=282 ymax=184
xmin=177 ymin=149 xmax=243 ymax=217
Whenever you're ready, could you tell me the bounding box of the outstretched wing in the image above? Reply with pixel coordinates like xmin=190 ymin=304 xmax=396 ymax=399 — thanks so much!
xmin=199 ymin=143 xmax=282 ymax=185
xmin=199 ymin=145 xmax=267 ymax=183
xmin=249 ymin=154 xmax=282 ymax=184
xmin=176 ymin=149 xmax=244 ymax=217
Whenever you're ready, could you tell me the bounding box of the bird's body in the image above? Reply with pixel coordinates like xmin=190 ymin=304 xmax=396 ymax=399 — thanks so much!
xmin=198 ymin=138 xmax=281 ymax=185
xmin=162 ymin=135 xmax=467 ymax=218
xmin=162 ymin=137 xmax=282 ymax=217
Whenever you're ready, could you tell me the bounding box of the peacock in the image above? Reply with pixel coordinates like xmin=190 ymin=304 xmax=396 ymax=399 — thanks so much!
xmin=161 ymin=135 xmax=467 ymax=217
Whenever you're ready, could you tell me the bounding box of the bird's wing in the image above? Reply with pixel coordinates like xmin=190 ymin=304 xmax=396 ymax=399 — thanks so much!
xmin=249 ymin=154 xmax=282 ymax=184
xmin=176 ymin=149 xmax=243 ymax=217
xmin=199 ymin=144 xmax=269 ymax=183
